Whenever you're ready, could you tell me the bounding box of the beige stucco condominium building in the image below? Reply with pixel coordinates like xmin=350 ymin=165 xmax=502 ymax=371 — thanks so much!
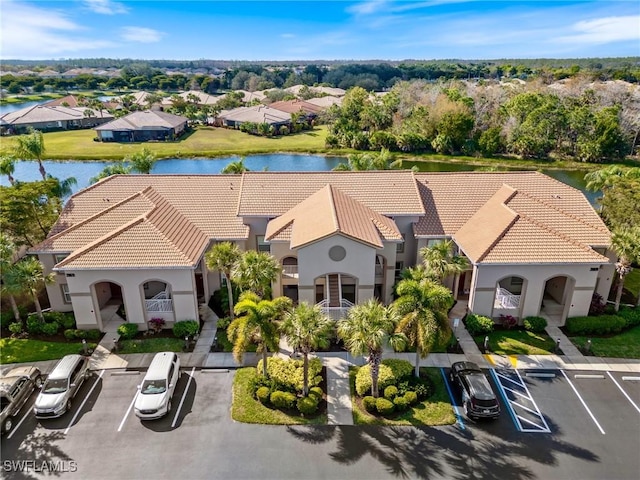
xmin=30 ymin=171 xmax=614 ymax=331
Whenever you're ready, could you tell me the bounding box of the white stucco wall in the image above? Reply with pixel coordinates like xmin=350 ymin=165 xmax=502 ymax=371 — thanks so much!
xmin=39 ymin=254 xmax=72 ymax=312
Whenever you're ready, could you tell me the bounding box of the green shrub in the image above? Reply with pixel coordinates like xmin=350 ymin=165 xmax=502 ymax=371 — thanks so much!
xmin=216 ymin=316 xmax=231 ymax=330
xmin=565 ymin=315 xmax=626 ymax=335
xmin=404 ymin=391 xmax=418 ymax=405
xmin=257 ymin=357 xmax=323 ymax=393
xmin=384 ymin=385 xmax=399 ymax=400
xmin=617 ymin=307 xmax=640 ymax=328
xmin=270 ymin=390 xmax=296 ymax=409
xmin=309 ymin=386 xmax=323 ymax=401
xmin=1 ymin=312 xmax=18 ymax=329
xmin=256 ymin=386 xmax=270 ymax=404
xmin=375 ymin=397 xmax=395 ymax=416
xmin=172 ymin=320 xmax=200 ymax=338
xmin=117 ymin=322 xmax=138 ymax=340
xmin=83 ymin=329 xmax=102 ymax=340
xmin=393 ymin=396 xmax=409 ymax=411
xmin=41 ymin=321 xmax=60 ymax=336
xmin=64 ymin=328 xmax=77 ymax=340
xmin=523 ymin=316 xmax=547 ymax=333
xmin=42 ymin=311 xmax=75 ymax=329
xmin=355 ymin=359 xmax=413 ymax=397
xmin=363 ymin=396 xmax=377 ymax=413
xmin=8 ymin=322 xmax=23 ymax=335
xmin=383 ymin=359 xmax=414 ymax=381
xmin=26 ymin=317 xmax=42 ymax=335
xmin=465 ymin=313 xmax=494 ymax=336
xmin=297 ymin=396 xmax=319 ymax=415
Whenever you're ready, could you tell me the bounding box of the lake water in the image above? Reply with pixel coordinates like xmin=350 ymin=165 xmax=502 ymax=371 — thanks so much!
xmin=0 ymin=96 xmax=113 ymax=116
xmin=0 ymin=154 xmax=598 ymax=205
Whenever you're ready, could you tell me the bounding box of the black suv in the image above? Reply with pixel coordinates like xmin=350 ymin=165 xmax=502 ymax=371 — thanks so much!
xmin=449 ymin=361 xmax=500 ymax=420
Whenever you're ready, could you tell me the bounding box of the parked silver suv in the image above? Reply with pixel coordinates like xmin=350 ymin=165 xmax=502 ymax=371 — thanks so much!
xmin=34 ymin=355 xmax=90 ymax=419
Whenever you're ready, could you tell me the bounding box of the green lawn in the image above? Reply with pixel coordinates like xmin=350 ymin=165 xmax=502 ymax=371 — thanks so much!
xmin=623 ymin=269 xmax=640 ymax=304
xmin=230 ymin=367 xmax=327 ymax=425
xmin=0 ymin=126 xmax=332 ymax=160
xmin=350 ymin=367 xmax=455 ymax=426
xmin=0 ymin=338 xmax=96 ymax=364
xmin=473 ymin=329 xmax=557 ymax=355
xmin=117 ymin=337 xmax=184 ymax=354
xmin=570 ymin=325 xmax=640 ymax=359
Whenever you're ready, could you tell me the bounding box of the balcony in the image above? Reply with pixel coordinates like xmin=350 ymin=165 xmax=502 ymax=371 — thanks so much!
xmin=282 ymin=265 xmax=298 ymax=278
xmin=494 ymin=288 xmax=520 ymax=309
xmin=317 ymin=299 xmax=354 ymax=321
xmin=145 ymin=298 xmax=173 ymax=312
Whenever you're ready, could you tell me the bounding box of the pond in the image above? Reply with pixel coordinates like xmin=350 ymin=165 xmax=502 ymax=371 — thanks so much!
xmin=0 ymin=154 xmax=599 ymax=205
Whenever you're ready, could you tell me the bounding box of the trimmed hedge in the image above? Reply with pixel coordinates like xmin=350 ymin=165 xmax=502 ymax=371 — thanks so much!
xmin=43 ymin=312 xmax=75 ymax=329
xmin=41 ymin=321 xmax=60 ymax=336
xmin=309 ymin=386 xmax=324 ymax=401
xmin=117 ymin=322 xmax=139 ymax=340
xmin=384 ymin=385 xmax=399 ymax=400
xmin=363 ymin=396 xmax=377 ymax=413
xmin=297 ymin=396 xmax=319 ymax=415
xmin=270 ymin=390 xmax=296 ymax=409
xmin=617 ymin=307 xmax=640 ymax=328
xmin=393 ymin=396 xmax=409 ymax=411
xmin=9 ymin=322 xmax=23 ymax=335
xmin=465 ymin=313 xmax=494 ymax=336
xmin=172 ymin=320 xmax=200 ymax=338
xmin=65 ymin=328 xmax=102 ymax=341
xmin=26 ymin=317 xmax=42 ymax=335
xmin=257 ymin=357 xmax=323 ymax=393
xmin=256 ymin=386 xmax=270 ymax=404
xmin=404 ymin=391 xmax=418 ymax=405
xmin=565 ymin=315 xmax=626 ymax=335
xmin=355 ymin=359 xmax=413 ymax=397
xmin=375 ymin=397 xmax=395 ymax=416
xmin=523 ymin=316 xmax=547 ymax=333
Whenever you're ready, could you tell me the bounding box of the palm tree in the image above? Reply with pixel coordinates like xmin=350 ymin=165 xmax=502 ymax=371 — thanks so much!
xmin=281 ymin=302 xmax=334 ymax=395
xmin=13 ymin=128 xmax=47 ymax=180
xmin=5 ymin=256 xmax=54 ymax=322
xmin=337 ymin=299 xmax=406 ymax=397
xmin=48 ymin=175 xmax=77 ymax=200
xmin=231 ymin=250 xmax=281 ymax=299
xmin=332 ymin=149 xmax=404 ymax=171
xmin=610 ymin=226 xmax=640 ymax=311
xmin=127 ymin=148 xmax=157 ymax=174
xmin=0 ymin=155 xmax=16 ymax=185
xmin=221 ymin=158 xmax=249 ymax=174
xmin=419 ymin=239 xmax=469 ymax=285
xmin=90 ymin=161 xmax=132 ymax=184
xmin=229 ymin=292 xmax=290 ymax=376
xmin=0 ymin=234 xmax=22 ymax=322
xmin=205 ymin=242 xmax=241 ymax=320
xmin=393 ymin=277 xmax=454 ymax=377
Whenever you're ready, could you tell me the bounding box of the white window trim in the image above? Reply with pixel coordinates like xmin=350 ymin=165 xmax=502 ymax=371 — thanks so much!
xmin=61 ymin=284 xmax=72 ymax=303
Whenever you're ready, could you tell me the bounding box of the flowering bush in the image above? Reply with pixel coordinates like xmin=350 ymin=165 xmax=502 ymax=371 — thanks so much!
xmin=148 ymin=317 xmax=166 ymax=333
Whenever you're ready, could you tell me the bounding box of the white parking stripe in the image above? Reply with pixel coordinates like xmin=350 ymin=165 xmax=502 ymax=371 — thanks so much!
xmin=118 ymin=384 xmax=140 ymax=432
xmin=64 ymin=370 xmax=105 ymax=435
xmin=561 ymin=370 xmax=605 ymax=435
xmin=607 ymin=371 xmax=640 ymax=414
xmin=6 ymin=400 xmax=36 ymax=440
xmin=171 ymin=367 xmax=195 ymax=428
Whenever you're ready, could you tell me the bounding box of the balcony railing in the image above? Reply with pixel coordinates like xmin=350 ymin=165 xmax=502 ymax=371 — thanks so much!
xmin=146 ymin=299 xmax=173 ymax=312
xmin=317 ymin=299 xmax=354 ymax=321
xmin=494 ymin=288 xmax=520 ymax=309
xmin=282 ymin=265 xmax=298 ymax=277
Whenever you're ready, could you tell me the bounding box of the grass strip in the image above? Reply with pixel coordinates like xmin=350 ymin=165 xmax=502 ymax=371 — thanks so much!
xmin=0 ymin=338 xmax=96 ymax=364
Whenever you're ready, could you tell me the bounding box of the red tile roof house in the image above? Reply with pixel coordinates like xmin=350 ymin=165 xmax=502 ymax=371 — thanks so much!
xmin=94 ymin=111 xmax=188 ymax=142
xmin=0 ymin=105 xmax=113 ymax=135
xmin=30 ymin=171 xmax=614 ymax=332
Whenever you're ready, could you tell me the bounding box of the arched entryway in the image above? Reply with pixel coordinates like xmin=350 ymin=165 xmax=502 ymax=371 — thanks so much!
xmin=141 ymin=280 xmax=175 ymax=324
xmin=540 ymin=275 xmax=575 ymax=325
xmin=91 ymin=281 xmax=124 ymax=331
xmin=314 ymin=273 xmax=356 ymax=320
xmin=492 ymin=276 xmax=526 ymax=319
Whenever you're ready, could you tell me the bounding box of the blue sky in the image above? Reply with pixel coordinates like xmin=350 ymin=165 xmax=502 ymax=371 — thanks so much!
xmin=1 ymin=0 xmax=638 ymax=60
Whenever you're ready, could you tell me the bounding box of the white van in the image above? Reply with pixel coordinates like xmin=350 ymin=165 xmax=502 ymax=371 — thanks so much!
xmin=134 ymin=352 xmax=180 ymax=420
xmin=34 ymin=354 xmax=90 ymax=419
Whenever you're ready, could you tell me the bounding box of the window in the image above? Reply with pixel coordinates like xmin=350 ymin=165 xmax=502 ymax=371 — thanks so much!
xmin=256 ymin=235 xmax=270 ymax=253
xmin=395 ymin=261 xmax=404 ymax=280
xmin=61 ymin=284 xmax=72 ymax=303
xmin=54 ymin=253 xmax=68 ymax=264
xmin=396 ymin=234 xmax=405 ymax=253
xmin=426 ymin=238 xmax=444 ymax=247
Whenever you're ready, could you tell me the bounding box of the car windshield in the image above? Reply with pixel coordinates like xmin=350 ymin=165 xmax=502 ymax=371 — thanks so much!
xmin=42 ymin=378 xmax=68 ymax=394
xmin=141 ymin=380 xmax=166 ymax=395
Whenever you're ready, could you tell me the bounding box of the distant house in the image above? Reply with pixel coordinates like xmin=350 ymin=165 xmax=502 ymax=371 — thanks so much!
xmin=94 ymin=110 xmax=188 ymax=142
xmin=305 ymin=96 xmax=343 ymax=108
xmin=161 ymin=90 xmax=222 ymax=107
xmin=284 ymin=85 xmax=346 ymax=97
xmin=269 ymin=100 xmax=324 ymax=118
xmin=215 ymin=105 xmax=291 ymax=129
xmin=0 ymin=105 xmax=113 ymax=134
xmin=44 ymin=95 xmax=88 ymax=108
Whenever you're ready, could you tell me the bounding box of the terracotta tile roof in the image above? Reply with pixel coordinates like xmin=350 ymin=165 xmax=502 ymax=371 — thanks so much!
xmin=238 ymin=171 xmax=425 ymax=217
xmin=265 ymin=185 xmax=401 ymax=248
xmin=0 ymin=105 xmax=112 ymax=125
xmin=268 ymin=100 xmax=323 ymax=115
xmin=94 ymin=111 xmax=187 ymax=131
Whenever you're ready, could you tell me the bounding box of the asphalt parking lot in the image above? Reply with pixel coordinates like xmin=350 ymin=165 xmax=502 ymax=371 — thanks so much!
xmin=1 ymin=366 xmax=639 ymax=480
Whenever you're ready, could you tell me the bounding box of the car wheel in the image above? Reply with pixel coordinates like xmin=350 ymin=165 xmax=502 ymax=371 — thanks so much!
xmin=3 ymin=418 xmax=13 ymax=433
xmin=35 ymin=375 xmax=44 ymax=388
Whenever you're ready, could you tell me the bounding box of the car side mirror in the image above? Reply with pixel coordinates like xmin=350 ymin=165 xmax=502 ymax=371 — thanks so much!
xmin=137 ymin=385 xmax=141 ymax=390
xmin=70 ymin=383 xmax=76 ymax=388
xmin=169 ymin=384 xmax=174 ymax=389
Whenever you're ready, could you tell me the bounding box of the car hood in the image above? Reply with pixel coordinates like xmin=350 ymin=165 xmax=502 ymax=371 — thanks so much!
xmin=135 ymin=392 xmax=168 ymax=411
xmin=35 ymin=392 xmax=66 ymax=410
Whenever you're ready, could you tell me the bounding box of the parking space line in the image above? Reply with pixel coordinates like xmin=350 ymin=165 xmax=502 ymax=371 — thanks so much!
xmin=606 ymin=371 xmax=640 ymax=414
xmin=501 ymin=385 xmax=530 ymax=399
xmin=440 ymin=368 xmax=465 ymax=430
xmin=171 ymin=367 xmax=195 ymax=428
xmin=64 ymin=370 xmax=105 ymax=435
xmin=118 ymin=384 xmax=140 ymax=432
xmin=490 ymin=368 xmax=521 ymax=431
xmin=561 ymin=370 xmax=605 ymax=435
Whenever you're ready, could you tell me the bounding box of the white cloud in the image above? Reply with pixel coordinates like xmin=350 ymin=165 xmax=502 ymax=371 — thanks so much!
xmin=555 ymin=15 xmax=640 ymax=44
xmin=120 ymin=26 xmax=164 ymax=43
xmin=0 ymin=0 xmax=114 ymax=59
xmin=83 ymin=0 xmax=128 ymax=15
xmin=346 ymin=0 xmax=388 ymax=16
xmin=280 ymin=33 xmax=296 ymax=39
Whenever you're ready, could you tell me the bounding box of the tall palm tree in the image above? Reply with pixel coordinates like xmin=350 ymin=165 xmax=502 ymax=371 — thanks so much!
xmin=610 ymin=226 xmax=640 ymax=311
xmin=281 ymin=302 xmax=334 ymax=395
xmin=0 ymin=155 xmax=16 ymax=185
xmin=0 ymin=234 xmax=22 ymax=322
xmin=229 ymin=292 xmax=290 ymax=376
xmin=221 ymin=158 xmax=249 ymax=174
xmin=332 ymin=149 xmax=404 ymax=171
xmin=393 ymin=277 xmax=454 ymax=377
xmin=127 ymin=148 xmax=157 ymax=174
xmin=337 ymin=299 xmax=406 ymax=397
xmin=89 ymin=161 xmax=132 ymax=184
xmin=13 ymin=128 xmax=47 ymax=180
xmin=231 ymin=250 xmax=281 ymax=299
xmin=419 ymin=239 xmax=469 ymax=285
xmin=205 ymin=242 xmax=241 ymax=320
xmin=48 ymin=175 xmax=77 ymax=200
xmin=5 ymin=256 xmax=54 ymax=322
